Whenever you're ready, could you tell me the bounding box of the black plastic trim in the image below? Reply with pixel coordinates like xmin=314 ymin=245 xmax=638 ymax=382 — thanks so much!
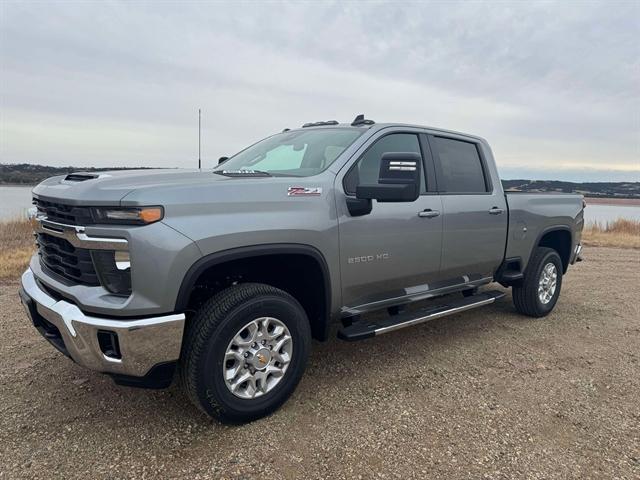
xmin=419 ymin=133 xmax=439 ymax=193
xmin=20 ymin=288 xmax=73 ymax=358
xmin=530 ymin=225 xmax=573 ymax=273
xmin=175 ymin=243 xmax=333 ymax=338
xmin=346 ymin=197 xmax=372 ymax=216
xmin=495 ymin=256 xmax=524 ymax=286
xmin=109 ymin=361 xmax=177 ymax=389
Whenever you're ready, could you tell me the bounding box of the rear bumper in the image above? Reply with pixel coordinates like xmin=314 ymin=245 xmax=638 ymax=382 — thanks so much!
xmin=19 ymin=268 xmax=185 ymax=383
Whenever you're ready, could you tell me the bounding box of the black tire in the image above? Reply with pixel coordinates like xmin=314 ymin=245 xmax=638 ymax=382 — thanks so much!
xmin=180 ymin=283 xmax=311 ymax=423
xmin=512 ymin=247 xmax=563 ymax=317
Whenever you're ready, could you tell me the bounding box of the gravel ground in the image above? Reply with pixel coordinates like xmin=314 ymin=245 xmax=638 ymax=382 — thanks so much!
xmin=0 ymin=246 xmax=638 ymax=479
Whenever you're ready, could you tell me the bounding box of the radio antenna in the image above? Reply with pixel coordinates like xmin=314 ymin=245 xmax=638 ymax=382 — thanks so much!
xmin=198 ymin=108 xmax=202 ymax=170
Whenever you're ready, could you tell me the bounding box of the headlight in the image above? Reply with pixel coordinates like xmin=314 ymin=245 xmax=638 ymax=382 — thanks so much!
xmin=91 ymin=251 xmax=132 ymax=295
xmin=91 ymin=206 xmax=163 ymax=225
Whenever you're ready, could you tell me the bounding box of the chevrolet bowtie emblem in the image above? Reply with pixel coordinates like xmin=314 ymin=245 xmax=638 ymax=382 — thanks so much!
xmin=256 ymin=353 xmax=267 ymax=365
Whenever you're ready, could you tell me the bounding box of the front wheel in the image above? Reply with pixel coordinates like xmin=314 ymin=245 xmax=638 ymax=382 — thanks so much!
xmin=512 ymin=247 xmax=563 ymax=317
xmin=180 ymin=283 xmax=311 ymax=423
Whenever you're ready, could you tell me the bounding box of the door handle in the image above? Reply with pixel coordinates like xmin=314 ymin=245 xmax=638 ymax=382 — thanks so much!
xmin=418 ymin=209 xmax=440 ymax=218
xmin=489 ymin=207 xmax=504 ymax=215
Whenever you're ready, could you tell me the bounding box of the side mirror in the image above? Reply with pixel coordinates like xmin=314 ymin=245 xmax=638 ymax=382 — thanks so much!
xmin=356 ymin=152 xmax=421 ymax=202
xmin=218 ymin=156 xmax=229 ymax=165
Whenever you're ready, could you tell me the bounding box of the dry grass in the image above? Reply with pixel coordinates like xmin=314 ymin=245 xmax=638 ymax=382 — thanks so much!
xmin=582 ymin=218 xmax=640 ymax=249
xmin=0 ymin=219 xmax=35 ymax=281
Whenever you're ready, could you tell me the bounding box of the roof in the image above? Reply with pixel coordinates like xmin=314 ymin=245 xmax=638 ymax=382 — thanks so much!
xmin=292 ymin=121 xmax=486 ymax=143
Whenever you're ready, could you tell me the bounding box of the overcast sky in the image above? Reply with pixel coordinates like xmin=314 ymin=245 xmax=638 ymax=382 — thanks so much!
xmin=1 ymin=1 xmax=638 ymax=181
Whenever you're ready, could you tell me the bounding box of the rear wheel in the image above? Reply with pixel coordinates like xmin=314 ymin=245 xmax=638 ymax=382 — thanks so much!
xmin=180 ymin=283 xmax=311 ymax=423
xmin=512 ymin=247 xmax=563 ymax=317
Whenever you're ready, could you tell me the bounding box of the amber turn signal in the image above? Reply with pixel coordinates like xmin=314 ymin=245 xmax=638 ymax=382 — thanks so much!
xmin=138 ymin=207 xmax=163 ymax=223
xmin=91 ymin=206 xmax=164 ymax=225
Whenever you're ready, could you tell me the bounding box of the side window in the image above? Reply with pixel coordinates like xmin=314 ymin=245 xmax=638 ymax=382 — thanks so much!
xmin=344 ymin=133 xmax=425 ymax=194
xmin=433 ymin=137 xmax=488 ymax=193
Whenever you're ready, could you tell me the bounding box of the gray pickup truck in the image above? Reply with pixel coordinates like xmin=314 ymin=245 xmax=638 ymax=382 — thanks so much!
xmin=19 ymin=115 xmax=584 ymax=422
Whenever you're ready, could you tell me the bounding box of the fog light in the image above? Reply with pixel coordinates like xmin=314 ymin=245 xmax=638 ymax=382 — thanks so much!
xmin=114 ymin=251 xmax=131 ymax=271
xmin=91 ymin=251 xmax=132 ymax=295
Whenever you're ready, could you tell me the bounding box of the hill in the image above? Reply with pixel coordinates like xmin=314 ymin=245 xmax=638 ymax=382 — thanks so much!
xmin=0 ymin=163 xmax=156 ymax=185
xmin=502 ymin=179 xmax=640 ymax=199
xmin=1 ymin=163 xmax=639 ymax=199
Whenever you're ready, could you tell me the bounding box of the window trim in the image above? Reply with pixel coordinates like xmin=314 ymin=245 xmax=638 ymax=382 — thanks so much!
xmin=342 ymin=131 xmax=435 ymax=196
xmin=419 ymin=133 xmax=439 ymax=193
xmin=427 ymin=134 xmax=493 ymax=195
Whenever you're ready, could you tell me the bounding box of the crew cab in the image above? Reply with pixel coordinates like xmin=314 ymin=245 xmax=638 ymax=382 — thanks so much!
xmin=19 ymin=115 xmax=584 ymax=422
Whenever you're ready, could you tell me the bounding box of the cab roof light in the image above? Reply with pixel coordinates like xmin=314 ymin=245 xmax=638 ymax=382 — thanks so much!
xmin=301 ymin=120 xmax=339 ymax=128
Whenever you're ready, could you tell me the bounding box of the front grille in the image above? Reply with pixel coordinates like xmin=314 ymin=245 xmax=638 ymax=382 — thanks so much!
xmin=33 ymin=198 xmax=93 ymax=226
xmin=36 ymin=232 xmax=100 ymax=286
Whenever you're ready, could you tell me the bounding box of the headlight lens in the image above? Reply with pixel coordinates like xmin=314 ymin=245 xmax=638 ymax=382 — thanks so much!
xmin=91 ymin=251 xmax=132 ymax=295
xmin=91 ymin=206 xmax=163 ymax=225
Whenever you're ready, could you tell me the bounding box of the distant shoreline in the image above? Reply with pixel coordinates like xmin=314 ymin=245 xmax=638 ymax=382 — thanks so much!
xmin=585 ymin=197 xmax=640 ymax=206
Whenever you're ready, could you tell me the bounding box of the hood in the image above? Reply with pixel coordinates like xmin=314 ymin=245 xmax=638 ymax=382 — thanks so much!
xmin=32 ymin=169 xmax=236 ymax=205
xmin=31 ymin=168 xmax=331 ymax=211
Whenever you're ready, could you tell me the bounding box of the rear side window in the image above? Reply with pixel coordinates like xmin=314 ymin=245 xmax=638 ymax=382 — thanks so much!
xmin=433 ymin=137 xmax=488 ymax=193
xmin=344 ymin=133 xmax=425 ymax=194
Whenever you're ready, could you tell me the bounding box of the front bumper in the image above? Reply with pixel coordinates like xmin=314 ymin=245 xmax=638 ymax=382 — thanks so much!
xmin=19 ymin=268 xmax=185 ymax=381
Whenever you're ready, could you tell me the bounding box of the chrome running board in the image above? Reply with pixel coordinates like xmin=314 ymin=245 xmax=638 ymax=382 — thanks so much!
xmin=337 ymin=290 xmax=505 ymax=341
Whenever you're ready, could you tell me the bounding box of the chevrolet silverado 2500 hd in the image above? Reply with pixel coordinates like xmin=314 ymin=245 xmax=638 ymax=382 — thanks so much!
xmin=19 ymin=115 xmax=584 ymax=422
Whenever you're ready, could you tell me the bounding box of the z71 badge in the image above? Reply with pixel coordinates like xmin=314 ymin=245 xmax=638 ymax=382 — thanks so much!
xmin=287 ymin=187 xmax=322 ymax=196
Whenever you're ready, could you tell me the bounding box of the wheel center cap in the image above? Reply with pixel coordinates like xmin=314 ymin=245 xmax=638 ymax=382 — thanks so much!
xmin=252 ymin=348 xmax=271 ymax=370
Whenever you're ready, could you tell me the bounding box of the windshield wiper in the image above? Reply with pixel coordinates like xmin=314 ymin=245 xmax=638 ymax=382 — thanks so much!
xmin=214 ymin=169 xmax=272 ymax=177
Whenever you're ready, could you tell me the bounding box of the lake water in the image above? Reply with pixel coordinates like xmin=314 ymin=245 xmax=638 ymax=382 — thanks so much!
xmin=1 ymin=186 xmax=34 ymax=221
xmin=1 ymin=184 xmax=639 ymax=223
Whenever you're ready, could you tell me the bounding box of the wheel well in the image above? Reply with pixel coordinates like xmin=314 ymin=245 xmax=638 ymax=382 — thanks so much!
xmin=180 ymin=252 xmax=330 ymax=341
xmin=538 ymin=229 xmax=571 ymax=272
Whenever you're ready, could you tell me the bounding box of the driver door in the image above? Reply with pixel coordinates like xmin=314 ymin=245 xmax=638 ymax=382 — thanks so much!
xmin=335 ymin=131 xmax=443 ymax=314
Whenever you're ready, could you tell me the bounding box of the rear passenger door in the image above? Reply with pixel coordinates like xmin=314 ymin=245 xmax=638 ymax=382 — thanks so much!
xmin=429 ymin=135 xmax=507 ymax=283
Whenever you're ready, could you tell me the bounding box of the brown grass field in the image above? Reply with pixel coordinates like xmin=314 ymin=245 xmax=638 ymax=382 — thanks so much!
xmin=0 ymin=219 xmax=35 ymax=282
xmin=1 ymin=218 xmax=638 ymax=283
xmin=582 ymin=218 xmax=640 ymax=249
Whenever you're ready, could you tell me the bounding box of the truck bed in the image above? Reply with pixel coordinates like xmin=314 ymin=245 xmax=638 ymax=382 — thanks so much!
xmin=504 ymin=192 xmax=584 ymax=271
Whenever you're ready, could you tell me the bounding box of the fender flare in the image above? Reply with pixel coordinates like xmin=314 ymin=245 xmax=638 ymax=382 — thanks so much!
xmin=174 ymin=243 xmax=332 ymax=336
xmin=529 ymin=225 xmax=573 ymax=272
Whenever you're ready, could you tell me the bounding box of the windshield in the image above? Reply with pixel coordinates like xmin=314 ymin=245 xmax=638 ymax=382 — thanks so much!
xmin=217 ymin=128 xmax=364 ymax=177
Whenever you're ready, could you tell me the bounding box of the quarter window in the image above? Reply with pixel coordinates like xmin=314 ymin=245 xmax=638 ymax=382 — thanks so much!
xmin=433 ymin=137 xmax=488 ymax=193
xmin=345 ymin=133 xmax=425 ymax=194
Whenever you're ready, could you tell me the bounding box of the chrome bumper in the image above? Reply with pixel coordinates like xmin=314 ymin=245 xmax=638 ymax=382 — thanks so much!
xmin=19 ymin=269 xmax=185 ymax=378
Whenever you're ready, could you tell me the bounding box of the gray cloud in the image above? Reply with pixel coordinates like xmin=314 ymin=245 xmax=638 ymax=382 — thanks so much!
xmin=1 ymin=0 xmax=638 ymax=181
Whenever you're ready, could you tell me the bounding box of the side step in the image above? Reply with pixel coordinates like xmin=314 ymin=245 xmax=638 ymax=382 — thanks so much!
xmin=338 ymin=290 xmax=505 ymax=341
